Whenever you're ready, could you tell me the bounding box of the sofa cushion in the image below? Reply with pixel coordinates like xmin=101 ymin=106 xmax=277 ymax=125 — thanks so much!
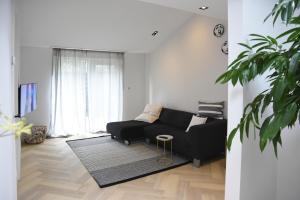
xmin=206 ymin=117 xmax=217 ymax=123
xmin=135 ymin=113 xmax=158 ymax=123
xmin=143 ymin=124 xmax=192 ymax=158
xmin=143 ymin=104 xmax=163 ymax=117
xmin=106 ymin=120 xmax=150 ymax=140
xmin=198 ymin=101 xmax=225 ymax=119
xmin=158 ymin=108 xmax=193 ymax=130
xmin=185 ymin=115 xmax=207 ymax=132
xmin=135 ymin=104 xmax=163 ymax=123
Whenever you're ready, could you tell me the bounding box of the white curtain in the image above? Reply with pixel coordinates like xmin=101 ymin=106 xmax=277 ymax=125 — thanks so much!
xmin=50 ymin=49 xmax=123 ymax=137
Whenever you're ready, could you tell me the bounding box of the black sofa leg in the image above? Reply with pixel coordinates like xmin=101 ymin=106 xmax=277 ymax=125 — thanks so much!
xmin=193 ymin=159 xmax=201 ymax=168
xmin=124 ymin=140 xmax=131 ymax=145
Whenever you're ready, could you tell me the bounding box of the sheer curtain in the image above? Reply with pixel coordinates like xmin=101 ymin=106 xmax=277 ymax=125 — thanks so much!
xmin=50 ymin=49 xmax=123 ymax=137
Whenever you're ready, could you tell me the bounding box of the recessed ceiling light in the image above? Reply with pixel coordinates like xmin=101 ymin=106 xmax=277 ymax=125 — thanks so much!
xmin=152 ymin=31 xmax=159 ymax=37
xmin=199 ymin=6 xmax=209 ymax=10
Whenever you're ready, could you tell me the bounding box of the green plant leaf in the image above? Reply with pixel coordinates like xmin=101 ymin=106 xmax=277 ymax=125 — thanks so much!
xmin=240 ymin=118 xmax=245 ymax=142
xmin=277 ymin=27 xmax=300 ymax=39
xmin=216 ymin=71 xmax=230 ymax=83
xmin=273 ymin=7 xmax=282 ymax=25
xmin=216 ymin=0 xmax=300 ymax=156
xmin=252 ymin=42 xmax=269 ymax=49
xmin=245 ymin=115 xmax=251 ymax=138
xmin=260 ymin=137 xmax=268 ymax=151
xmin=272 ymin=79 xmax=287 ymax=102
xmin=261 ymin=116 xmax=282 ymax=141
xmin=280 ymin=103 xmax=298 ymax=128
xmin=261 ymin=94 xmax=271 ymax=115
xmin=267 ymin=36 xmax=278 ymax=45
xmin=286 ymin=2 xmax=293 ymax=22
xmin=289 ymin=52 xmax=300 ymax=74
xmin=227 ymin=127 xmax=239 ymax=151
xmin=250 ymin=33 xmax=267 ymax=39
xmin=231 ymin=70 xmax=239 ymax=86
xmin=238 ymin=43 xmax=252 ymax=50
xmin=259 ymin=116 xmax=273 ymax=138
xmin=272 ymin=133 xmax=279 ymax=158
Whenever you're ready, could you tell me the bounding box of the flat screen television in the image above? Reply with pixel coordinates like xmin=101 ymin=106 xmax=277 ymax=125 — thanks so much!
xmin=18 ymin=83 xmax=37 ymax=117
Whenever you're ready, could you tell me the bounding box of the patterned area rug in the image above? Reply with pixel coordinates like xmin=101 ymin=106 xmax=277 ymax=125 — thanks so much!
xmin=66 ymin=136 xmax=189 ymax=187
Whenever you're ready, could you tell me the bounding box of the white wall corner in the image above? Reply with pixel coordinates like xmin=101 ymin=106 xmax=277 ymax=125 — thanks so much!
xmin=225 ymin=0 xmax=245 ymax=199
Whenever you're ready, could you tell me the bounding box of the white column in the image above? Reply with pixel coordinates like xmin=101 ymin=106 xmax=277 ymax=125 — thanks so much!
xmin=226 ymin=0 xmax=298 ymax=200
xmin=0 ymin=0 xmax=17 ymax=199
xmin=224 ymin=1 xmax=244 ymax=200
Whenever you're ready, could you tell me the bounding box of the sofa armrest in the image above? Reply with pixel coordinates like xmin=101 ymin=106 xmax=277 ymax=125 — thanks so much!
xmin=187 ymin=119 xmax=227 ymax=160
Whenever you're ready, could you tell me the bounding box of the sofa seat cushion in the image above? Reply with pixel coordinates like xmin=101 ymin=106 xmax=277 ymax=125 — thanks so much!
xmin=106 ymin=120 xmax=150 ymax=140
xmin=143 ymin=124 xmax=192 ymax=158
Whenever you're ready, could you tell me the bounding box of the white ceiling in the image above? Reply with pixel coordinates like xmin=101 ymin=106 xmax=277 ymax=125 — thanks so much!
xmin=137 ymin=0 xmax=228 ymax=20
xmin=17 ymin=0 xmax=227 ymax=53
xmin=18 ymin=0 xmax=194 ymax=53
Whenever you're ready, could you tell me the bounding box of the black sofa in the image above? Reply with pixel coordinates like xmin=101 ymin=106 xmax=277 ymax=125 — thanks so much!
xmin=106 ymin=108 xmax=227 ymax=166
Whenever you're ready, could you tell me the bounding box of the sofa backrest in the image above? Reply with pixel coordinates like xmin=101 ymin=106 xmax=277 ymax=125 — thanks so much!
xmin=158 ymin=108 xmax=193 ymax=130
xmin=206 ymin=117 xmax=217 ymax=123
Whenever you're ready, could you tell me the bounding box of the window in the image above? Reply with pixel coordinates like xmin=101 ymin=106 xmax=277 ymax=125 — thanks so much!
xmin=50 ymin=49 xmax=123 ymax=136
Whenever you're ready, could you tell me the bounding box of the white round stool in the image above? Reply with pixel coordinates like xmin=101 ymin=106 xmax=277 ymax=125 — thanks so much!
xmin=156 ymin=135 xmax=173 ymax=165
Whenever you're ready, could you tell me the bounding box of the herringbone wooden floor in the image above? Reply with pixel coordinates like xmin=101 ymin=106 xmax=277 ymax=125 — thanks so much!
xmin=18 ymin=137 xmax=225 ymax=200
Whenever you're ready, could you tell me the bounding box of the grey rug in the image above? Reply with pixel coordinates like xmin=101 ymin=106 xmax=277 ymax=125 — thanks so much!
xmin=66 ymin=136 xmax=189 ymax=187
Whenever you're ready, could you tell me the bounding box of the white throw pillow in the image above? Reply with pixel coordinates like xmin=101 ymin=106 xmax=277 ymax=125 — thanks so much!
xmin=143 ymin=104 xmax=162 ymax=117
xmin=135 ymin=113 xmax=158 ymax=123
xmin=135 ymin=104 xmax=163 ymax=123
xmin=186 ymin=115 xmax=207 ymax=132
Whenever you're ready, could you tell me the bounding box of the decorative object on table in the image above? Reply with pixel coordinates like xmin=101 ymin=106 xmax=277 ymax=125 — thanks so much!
xmin=24 ymin=125 xmax=47 ymax=144
xmin=67 ymin=136 xmax=188 ymax=188
xmin=0 ymin=110 xmax=32 ymax=138
xmin=156 ymin=135 xmax=173 ymax=165
xmin=198 ymin=101 xmax=225 ymax=119
xmin=221 ymin=41 xmax=228 ymax=55
xmin=216 ymin=0 xmax=300 ymax=156
xmin=213 ymin=24 xmax=225 ymax=37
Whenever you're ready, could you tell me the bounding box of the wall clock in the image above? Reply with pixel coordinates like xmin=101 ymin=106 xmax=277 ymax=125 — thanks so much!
xmin=221 ymin=41 xmax=228 ymax=55
xmin=213 ymin=24 xmax=225 ymax=37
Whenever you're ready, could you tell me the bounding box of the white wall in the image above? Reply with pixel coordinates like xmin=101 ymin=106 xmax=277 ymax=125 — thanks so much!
xmin=20 ymin=46 xmax=146 ymax=126
xmin=277 ymin=124 xmax=300 ymax=200
xmin=13 ymin=0 xmax=22 ymax=181
xmin=123 ymin=53 xmax=146 ymax=120
xmin=0 ymin=0 xmax=17 ymax=199
xmin=146 ymin=14 xmax=228 ymax=114
xmin=226 ymin=0 xmax=300 ymax=200
xmin=20 ymin=47 xmax=52 ymax=126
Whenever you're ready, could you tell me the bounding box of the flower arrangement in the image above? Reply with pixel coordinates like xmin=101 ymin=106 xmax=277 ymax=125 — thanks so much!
xmin=0 ymin=111 xmax=32 ymax=138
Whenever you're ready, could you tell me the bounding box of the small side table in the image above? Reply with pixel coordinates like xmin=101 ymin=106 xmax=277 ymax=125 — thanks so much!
xmin=156 ymin=135 xmax=173 ymax=165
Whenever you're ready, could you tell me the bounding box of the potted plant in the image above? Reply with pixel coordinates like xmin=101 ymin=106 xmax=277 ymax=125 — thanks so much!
xmin=216 ymin=0 xmax=300 ymax=156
